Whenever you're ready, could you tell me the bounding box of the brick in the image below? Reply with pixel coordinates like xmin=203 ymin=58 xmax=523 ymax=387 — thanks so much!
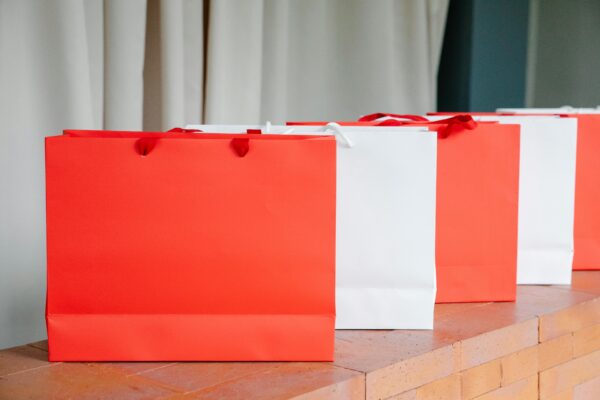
xmin=473 ymin=375 xmax=537 ymax=400
xmin=434 ymin=302 xmax=528 ymax=343
xmin=571 ymin=271 xmax=600 ymax=295
xmin=460 ymin=319 xmax=538 ymax=370
xmin=501 ymin=345 xmax=538 ymax=385
xmin=435 ymin=303 xmax=490 ymax=320
xmin=461 ymin=360 xmax=501 ymax=399
xmin=186 ymin=363 xmax=365 ymax=400
xmin=516 ymin=286 xmax=596 ymax=318
xmin=0 ymin=363 xmax=177 ymax=399
xmin=101 ymin=362 xmax=176 ymax=376
xmin=573 ymin=324 xmax=600 ymax=357
xmin=286 ymin=372 xmax=365 ymax=400
xmin=539 ymin=334 xmax=574 ymax=371
xmin=366 ymin=343 xmax=459 ymax=400
xmin=574 ymin=375 xmax=600 ymax=399
xmin=545 ymin=390 xmax=573 ymax=400
xmin=415 ymin=374 xmax=461 ymax=400
xmin=138 ymin=361 xmax=273 ymax=392
xmin=333 ymin=328 xmax=459 ymax=374
xmin=386 ymin=390 xmax=417 ymax=400
xmin=539 ymin=298 xmax=600 ymax=342
xmin=539 ymin=349 xmax=600 ymax=398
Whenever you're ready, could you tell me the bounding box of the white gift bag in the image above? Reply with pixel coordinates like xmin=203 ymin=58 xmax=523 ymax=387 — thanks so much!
xmin=187 ymin=123 xmax=438 ymax=329
xmin=430 ymin=115 xmax=578 ymax=284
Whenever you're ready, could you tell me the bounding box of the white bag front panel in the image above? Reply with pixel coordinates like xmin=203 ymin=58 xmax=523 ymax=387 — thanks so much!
xmin=188 ymin=124 xmax=437 ymax=329
xmin=480 ymin=117 xmax=577 ymax=284
xmin=429 ymin=115 xmax=578 ymax=284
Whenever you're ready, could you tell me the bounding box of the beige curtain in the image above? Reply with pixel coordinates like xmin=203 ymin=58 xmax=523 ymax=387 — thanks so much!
xmin=205 ymin=0 xmax=449 ymax=123
xmin=0 ymin=0 xmax=448 ymax=349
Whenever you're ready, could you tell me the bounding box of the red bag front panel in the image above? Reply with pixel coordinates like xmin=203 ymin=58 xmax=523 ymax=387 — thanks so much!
xmin=572 ymin=115 xmax=600 ymax=270
xmin=45 ymin=132 xmax=336 ymax=361
xmin=434 ymin=123 xmax=520 ymax=302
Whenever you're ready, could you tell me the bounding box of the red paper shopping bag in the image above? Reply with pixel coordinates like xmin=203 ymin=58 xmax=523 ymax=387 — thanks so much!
xmin=45 ymin=130 xmax=336 ymax=361
xmin=431 ymin=120 xmax=520 ymax=302
xmin=571 ymin=115 xmax=600 ymax=270
xmin=289 ymin=116 xmax=521 ymax=303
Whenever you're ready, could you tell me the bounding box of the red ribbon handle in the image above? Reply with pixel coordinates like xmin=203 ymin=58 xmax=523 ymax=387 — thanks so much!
xmin=169 ymin=127 xmax=263 ymax=157
xmin=135 ymin=137 xmax=159 ymax=156
xmin=365 ymin=114 xmax=477 ymax=138
xmin=168 ymin=127 xmax=261 ymax=158
xmin=358 ymin=113 xmax=429 ymax=122
xmin=135 ymin=127 xmax=204 ymax=156
xmin=230 ymin=129 xmax=262 ymax=157
xmin=166 ymin=127 xmax=204 ymax=133
xmin=434 ymin=115 xmax=478 ymax=138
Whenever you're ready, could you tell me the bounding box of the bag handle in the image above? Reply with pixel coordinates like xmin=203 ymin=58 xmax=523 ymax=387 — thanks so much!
xmin=134 ymin=127 xmax=204 ymax=156
xmin=367 ymin=114 xmax=477 ymax=138
xmin=230 ymin=129 xmax=262 ymax=157
xmin=166 ymin=127 xmax=204 ymax=133
xmin=324 ymin=123 xmax=354 ymax=148
xmin=358 ymin=113 xmax=429 ymax=122
xmin=136 ymin=127 xmax=259 ymax=158
xmin=269 ymin=122 xmax=354 ymax=148
xmin=434 ymin=115 xmax=478 ymax=138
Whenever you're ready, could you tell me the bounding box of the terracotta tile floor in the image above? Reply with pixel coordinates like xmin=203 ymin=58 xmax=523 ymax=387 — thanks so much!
xmin=1 ymin=271 xmax=599 ymax=399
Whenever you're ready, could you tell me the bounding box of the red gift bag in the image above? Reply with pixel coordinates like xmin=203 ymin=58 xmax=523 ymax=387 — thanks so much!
xmin=45 ymin=130 xmax=336 ymax=361
xmin=290 ymin=116 xmax=521 ymax=303
xmin=571 ymin=115 xmax=600 ymax=270
xmin=431 ymin=121 xmax=520 ymax=302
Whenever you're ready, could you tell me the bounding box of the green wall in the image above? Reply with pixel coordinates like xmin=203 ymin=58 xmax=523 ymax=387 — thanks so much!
xmin=438 ymin=0 xmax=530 ymax=112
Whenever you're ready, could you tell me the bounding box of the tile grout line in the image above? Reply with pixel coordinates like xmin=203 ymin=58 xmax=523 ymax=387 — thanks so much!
xmin=121 ymin=373 xmax=185 ymax=396
xmin=435 ymin=302 xmax=494 ymax=322
xmin=180 ymin=363 xmax=367 ymax=398
xmin=129 ymin=363 xmax=177 ymax=377
xmin=154 ymin=364 xmax=287 ymax=396
xmin=546 ymin=285 xmax=600 ymax=297
xmin=0 ymin=362 xmax=61 ymax=379
xmin=285 ymin=372 xmax=367 ymax=400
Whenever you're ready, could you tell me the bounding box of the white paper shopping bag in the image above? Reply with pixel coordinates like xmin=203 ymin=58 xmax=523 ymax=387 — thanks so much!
xmin=187 ymin=123 xmax=438 ymax=329
xmin=430 ymin=115 xmax=578 ymax=284
xmin=485 ymin=116 xmax=577 ymax=284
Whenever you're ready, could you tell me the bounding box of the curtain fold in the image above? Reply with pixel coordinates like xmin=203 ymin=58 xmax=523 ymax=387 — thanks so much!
xmin=203 ymin=0 xmax=449 ymax=123
xmin=204 ymin=0 xmax=265 ymax=124
xmin=0 ymin=0 xmax=448 ymax=349
xmin=104 ymin=0 xmax=147 ymax=130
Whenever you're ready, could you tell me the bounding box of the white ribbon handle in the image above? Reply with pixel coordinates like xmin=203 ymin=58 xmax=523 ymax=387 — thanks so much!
xmin=264 ymin=121 xmax=295 ymax=134
xmin=266 ymin=121 xmax=353 ymax=147
xmin=324 ymin=122 xmax=354 ymax=148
